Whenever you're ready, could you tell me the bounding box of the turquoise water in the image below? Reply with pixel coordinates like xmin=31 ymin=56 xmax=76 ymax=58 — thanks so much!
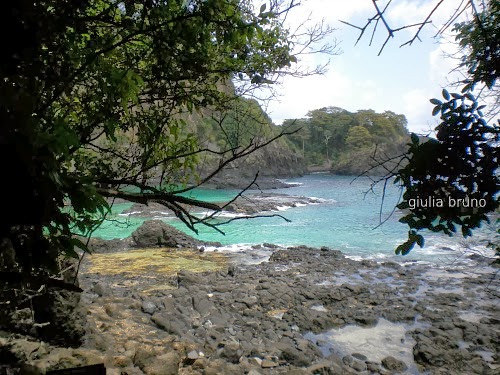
xmin=93 ymin=174 xmax=493 ymax=263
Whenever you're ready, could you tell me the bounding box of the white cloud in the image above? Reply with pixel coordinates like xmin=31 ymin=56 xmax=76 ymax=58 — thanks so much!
xmin=429 ymin=42 xmax=463 ymax=86
xmin=266 ymin=68 xmax=354 ymax=123
xmin=258 ymin=1 xmax=479 ymax=135
xmin=284 ymin=0 xmax=373 ymax=25
xmin=402 ymin=89 xmax=438 ymax=134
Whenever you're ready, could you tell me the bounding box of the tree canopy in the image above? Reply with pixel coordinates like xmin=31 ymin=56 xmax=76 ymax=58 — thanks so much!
xmin=284 ymin=107 xmax=409 ymax=174
xmin=0 ymin=0 xmax=334 ymax=290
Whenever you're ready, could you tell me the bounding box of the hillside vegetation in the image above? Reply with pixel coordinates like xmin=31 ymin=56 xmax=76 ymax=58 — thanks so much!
xmin=192 ymin=95 xmax=306 ymax=187
xmin=284 ymin=107 xmax=410 ymax=175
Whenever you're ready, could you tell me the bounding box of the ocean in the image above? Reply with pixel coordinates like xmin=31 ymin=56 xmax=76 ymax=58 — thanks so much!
xmin=93 ymin=174 xmax=495 ymax=265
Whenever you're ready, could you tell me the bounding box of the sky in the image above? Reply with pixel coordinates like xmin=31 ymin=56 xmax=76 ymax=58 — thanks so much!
xmin=262 ymin=0 xmax=473 ymax=134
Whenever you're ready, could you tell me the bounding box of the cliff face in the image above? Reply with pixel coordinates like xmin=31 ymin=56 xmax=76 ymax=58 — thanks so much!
xmin=191 ymin=94 xmax=305 ymax=188
xmin=205 ymin=140 xmax=306 ymax=189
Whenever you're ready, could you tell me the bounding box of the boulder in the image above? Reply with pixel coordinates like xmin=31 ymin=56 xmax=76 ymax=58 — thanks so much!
xmin=131 ymin=220 xmax=199 ymax=248
xmin=84 ymin=237 xmax=130 ymax=253
xmin=381 ymin=356 xmax=408 ymax=372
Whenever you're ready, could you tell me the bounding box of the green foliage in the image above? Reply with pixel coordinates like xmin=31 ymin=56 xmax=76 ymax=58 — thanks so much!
xmin=392 ymin=1 xmax=499 ymax=255
xmin=0 ymin=0 xmax=306 ymax=283
xmin=395 ymin=90 xmax=499 ymax=252
xmin=284 ymin=107 xmax=409 ymax=174
xmin=345 ymin=126 xmax=373 ymax=149
xmin=453 ymin=2 xmax=499 ymax=91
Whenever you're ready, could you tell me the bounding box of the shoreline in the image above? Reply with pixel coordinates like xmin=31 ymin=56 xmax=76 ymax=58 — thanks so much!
xmin=3 ymin=244 xmax=498 ymax=374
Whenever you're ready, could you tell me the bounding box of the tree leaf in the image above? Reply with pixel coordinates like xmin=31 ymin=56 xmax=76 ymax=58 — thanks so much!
xmin=442 ymin=89 xmax=450 ymax=100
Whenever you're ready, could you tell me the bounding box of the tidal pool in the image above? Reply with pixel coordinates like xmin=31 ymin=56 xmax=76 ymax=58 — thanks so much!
xmin=305 ymin=318 xmax=421 ymax=374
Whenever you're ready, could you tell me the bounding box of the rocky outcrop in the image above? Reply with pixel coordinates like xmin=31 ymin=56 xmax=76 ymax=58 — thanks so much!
xmin=84 ymin=237 xmax=133 ymax=253
xmin=79 ymin=220 xmax=222 ymax=254
xmin=131 ymin=220 xmax=221 ymax=248
xmin=0 ymin=257 xmax=85 ymax=354
xmin=121 ymin=193 xmax=325 ymax=218
xmin=200 ymin=141 xmax=306 ymax=189
xmin=224 ymin=193 xmax=324 ymax=214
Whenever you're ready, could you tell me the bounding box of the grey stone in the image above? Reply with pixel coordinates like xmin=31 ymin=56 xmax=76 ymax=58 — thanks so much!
xmin=177 ymin=269 xmax=202 ymax=286
xmin=92 ymin=281 xmax=111 ymax=297
xmin=261 ymin=359 xmax=278 ymax=368
xmin=382 ymin=356 xmax=408 ymax=372
xmin=141 ymin=301 xmax=157 ymax=315
xmin=280 ymin=346 xmax=312 ymax=367
xmin=220 ymin=341 xmax=241 ymax=363
xmin=151 ymin=313 xmax=187 ymax=336
xmin=132 ymin=220 xmax=200 ymax=248
xmin=352 ymin=353 xmax=368 ymax=361
xmin=350 ymin=359 xmax=367 ymax=372
xmin=143 ymin=352 xmax=180 ymax=375
xmin=187 ymin=350 xmax=199 ymax=360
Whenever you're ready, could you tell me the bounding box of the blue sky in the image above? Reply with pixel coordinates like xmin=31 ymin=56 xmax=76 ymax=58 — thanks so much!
xmin=264 ymin=0 xmax=470 ymax=133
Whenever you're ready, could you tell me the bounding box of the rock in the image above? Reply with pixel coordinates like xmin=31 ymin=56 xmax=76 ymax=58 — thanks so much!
xmin=280 ymin=346 xmax=312 ymax=367
xmin=67 ymin=244 xmax=497 ymax=375
xmin=366 ymin=361 xmax=381 ymax=372
xmin=141 ymin=301 xmax=157 ymax=315
xmin=111 ymin=355 xmax=133 ymax=368
xmin=342 ymin=355 xmax=354 ymax=366
xmin=263 ymin=243 xmax=279 ymax=249
xmin=220 ymin=341 xmax=241 ymax=363
xmin=187 ymin=350 xmax=199 ymax=360
xmin=261 ymin=359 xmax=278 ymax=368
xmin=143 ymin=351 xmax=181 ymax=375
xmin=413 ymin=343 xmax=445 ymax=367
xmin=352 ymin=353 xmax=368 ymax=361
xmin=382 ymin=356 xmax=408 ymax=372
xmin=248 ymin=357 xmax=263 ymax=366
xmin=131 ymin=220 xmax=200 ymax=248
xmin=151 ymin=313 xmax=187 ymax=336
xmin=307 ymin=361 xmax=344 ymax=375
xmin=132 ymin=346 xmax=155 ymax=369
xmin=349 ymin=359 xmax=367 ymax=372
xmin=84 ymin=237 xmax=130 ymax=253
xmin=177 ymin=269 xmax=202 ymax=286
xmin=92 ymin=282 xmax=111 ymax=297
xmin=31 ymin=288 xmax=85 ymax=347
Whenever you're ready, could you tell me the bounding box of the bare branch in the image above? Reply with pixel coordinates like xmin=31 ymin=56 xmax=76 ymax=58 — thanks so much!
xmin=214 ymin=213 xmax=292 ymax=226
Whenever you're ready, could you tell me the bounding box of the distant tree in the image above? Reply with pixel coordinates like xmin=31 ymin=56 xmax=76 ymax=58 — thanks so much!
xmin=294 ymin=122 xmax=312 ymax=158
xmin=324 ymin=130 xmax=333 ymax=161
xmin=345 ymin=126 xmax=373 ymax=149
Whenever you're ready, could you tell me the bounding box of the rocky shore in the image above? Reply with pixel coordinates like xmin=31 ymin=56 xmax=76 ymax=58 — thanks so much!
xmin=121 ymin=192 xmax=323 ymax=218
xmin=1 ymin=231 xmax=498 ymax=374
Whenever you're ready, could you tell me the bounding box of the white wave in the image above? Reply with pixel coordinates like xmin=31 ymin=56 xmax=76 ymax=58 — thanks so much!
xmin=213 ymin=212 xmax=246 ymax=219
xmin=345 ymin=255 xmax=364 ymax=261
xmin=308 ymin=197 xmax=337 ymax=204
xmin=276 ymin=205 xmax=291 ymax=211
xmin=278 ymin=180 xmax=303 ymax=186
xmin=200 ymin=243 xmax=274 ymax=265
xmin=118 ymin=211 xmax=142 ymax=216
xmin=201 ymin=244 xmax=255 ymax=253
